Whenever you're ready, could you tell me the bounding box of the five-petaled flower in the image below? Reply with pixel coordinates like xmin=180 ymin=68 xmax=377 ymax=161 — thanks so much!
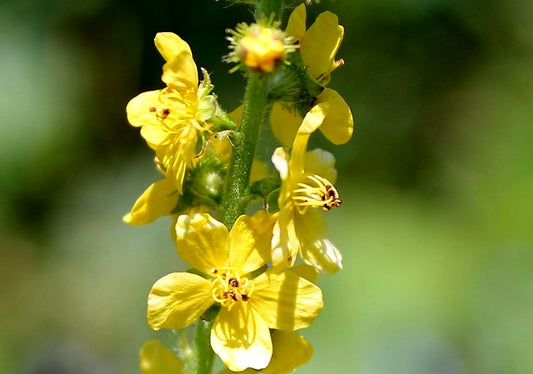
xmin=146 ymin=211 xmax=323 ymax=372
xmin=271 ymin=105 xmax=344 ymax=274
xmin=270 ymin=3 xmax=354 ymax=147
xmin=124 ymin=32 xmax=217 ymax=224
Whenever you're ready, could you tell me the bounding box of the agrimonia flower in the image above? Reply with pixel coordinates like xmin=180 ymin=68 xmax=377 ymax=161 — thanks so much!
xmin=124 ymin=33 xmax=219 ymax=224
xmin=147 ymin=212 xmax=323 ymax=371
xmin=270 ymin=4 xmax=354 ymax=146
xmin=272 ymin=105 xmax=344 ymax=274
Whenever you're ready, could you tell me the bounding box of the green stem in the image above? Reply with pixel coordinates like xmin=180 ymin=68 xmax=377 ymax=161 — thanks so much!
xmin=220 ymin=73 xmax=269 ymax=229
xmin=191 ymin=319 xmax=215 ymax=374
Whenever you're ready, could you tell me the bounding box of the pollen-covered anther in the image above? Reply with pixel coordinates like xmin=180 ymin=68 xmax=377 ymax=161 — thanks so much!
xmin=149 ymin=106 xmax=171 ymax=120
xmin=292 ymin=174 xmax=342 ymax=214
xmin=211 ymin=270 xmax=254 ymax=311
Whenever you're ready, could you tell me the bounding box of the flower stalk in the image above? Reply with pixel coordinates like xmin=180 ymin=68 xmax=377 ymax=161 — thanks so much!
xmin=191 ymin=318 xmax=215 ymax=374
xmin=219 ymin=73 xmax=268 ymax=229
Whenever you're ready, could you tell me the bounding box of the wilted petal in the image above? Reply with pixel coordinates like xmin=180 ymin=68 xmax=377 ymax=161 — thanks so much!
xmin=155 ymin=32 xmax=198 ymax=90
xmin=229 ymin=211 xmax=275 ymax=274
xmin=140 ymin=340 xmax=183 ymax=374
xmin=123 ymin=178 xmax=179 ymax=225
xmin=175 ymin=214 xmax=230 ymax=274
xmin=315 ymin=88 xmax=353 ymax=145
xmin=211 ymin=302 xmax=272 ymax=372
xmin=147 ymin=272 xmax=213 ymax=330
xmin=251 ymin=270 xmax=323 ymax=331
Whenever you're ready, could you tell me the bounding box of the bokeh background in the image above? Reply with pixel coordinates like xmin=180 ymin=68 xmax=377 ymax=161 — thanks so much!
xmin=1 ymin=0 xmax=532 ymax=373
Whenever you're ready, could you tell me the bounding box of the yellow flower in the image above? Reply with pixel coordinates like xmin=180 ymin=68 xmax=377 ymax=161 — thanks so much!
xmin=147 ymin=211 xmax=323 ymax=372
xmin=218 ymin=330 xmax=313 ymax=374
xmin=140 ymin=340 xmax=183 ymax=374
xmin=270 ymin=4 xmax=354 ymax=146
xmin=127 ymin=32 xmax=214 ymax=195
xmin=240 ymin=26 xmax=286 ymax=73
xmin=271 ymin=105 xmax=343 ymax=274
xmin=225 ymin=23 xmax=296 ymax=74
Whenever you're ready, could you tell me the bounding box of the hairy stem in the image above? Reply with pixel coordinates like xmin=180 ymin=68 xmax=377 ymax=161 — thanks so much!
xmin=219 ymin=73 xmax=269 ymax=229
xmin=191 ymin=319 xmax=215 ymax=374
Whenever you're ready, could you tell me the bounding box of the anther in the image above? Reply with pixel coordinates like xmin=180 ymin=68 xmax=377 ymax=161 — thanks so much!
xmin=229 ymin=278 xmax=239 ymax=288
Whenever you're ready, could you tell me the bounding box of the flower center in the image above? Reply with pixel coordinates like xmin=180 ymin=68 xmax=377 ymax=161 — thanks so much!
xmin=292 ymin=173 xmax=342 ymax=214
xmin=211 ymin=270 xmax=254 ymax=311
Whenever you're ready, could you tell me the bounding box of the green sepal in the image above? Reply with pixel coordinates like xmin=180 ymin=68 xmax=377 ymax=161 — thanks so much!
xmin=266 ymin=188 xmax=280 ymax=213
xmin=172 ymin=158 xmax=228 ymax=215
xmin=249 ymin=174 xmax=281 ymax=199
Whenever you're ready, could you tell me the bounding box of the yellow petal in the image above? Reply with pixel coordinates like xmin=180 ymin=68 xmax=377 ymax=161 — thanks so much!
xmin=126 ymin=90 xmax=160 ymax=128
xmin=230 ymin=105 xmax=244 ymax=128
xmin=140 ymin=340 xmax=184 ymax=374
xmin=154 ymin=32 xmax=198 ymax=90
xmin=301 ymin=12 xmax=344 ymax=79
xmin=271 ymin=209 xmax=298 ymax=270
xmin=123 ymin=178 xmax=179 ymax=225
xmin=228 ymin=211 xmax=275 ymax=274
xmin=295 ymin=209 xmax=342 ymax=274
xmin=216 ymin=330 xmax=313 ymax=374
xmin=251 ymin=270 xmax=323 ymax=330
xmin=250 ymin=159 xmax=268 ymax=183
xmin=315 ymin=88 xmax=354 ymax=145
xmin=126 ymin=90 xmax=171 ymax=147
xmin=263 ymin=331 xmax=313 ymax=374
xmin=271 ymin=147 xmax=289 ymax=182
xmin=269 ymin=103 xmax=302 ymax=146
xmin=304 ymin=148 xmax=337 ymax=184
xmin=211 ymin=302 xmax=272 ymax=371
xmin=147 ymin=272 xmax=213 ymax=330
xmin=290 ymin=264 xmax=319 ymax=284
xmin=175 ymin=213 xmax=230 ymax=274
xmin=285 ymin=4 xmax=307 ymax=42
xmin=290 ymin=105 xmax=326 ymax=175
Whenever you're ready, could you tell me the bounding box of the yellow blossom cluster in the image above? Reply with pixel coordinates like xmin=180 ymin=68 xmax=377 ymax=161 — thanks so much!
xmin=124 ymin=2 xmax=354 ymax=373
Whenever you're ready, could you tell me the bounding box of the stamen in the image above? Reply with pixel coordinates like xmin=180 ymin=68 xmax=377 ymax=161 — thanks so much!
xmin=292 ymin=174 xmax=342 ymax=214
xmin=211 ymin=269 xmax=253 ymax=311
xmin=316 ymin=59 xmax=344 ymax=84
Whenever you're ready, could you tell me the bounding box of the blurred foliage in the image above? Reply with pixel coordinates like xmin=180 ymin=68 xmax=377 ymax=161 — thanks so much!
xmin=0 ymin=0 xmax=531 ymax=373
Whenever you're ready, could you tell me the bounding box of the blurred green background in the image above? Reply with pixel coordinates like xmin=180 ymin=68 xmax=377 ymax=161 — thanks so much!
xmin=1 ymin=0 xmax=532 ymax=373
